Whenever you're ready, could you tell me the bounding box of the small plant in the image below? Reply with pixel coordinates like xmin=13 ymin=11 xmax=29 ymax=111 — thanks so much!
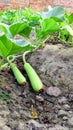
xmin=0 ymin=6 xmax=73 ymax=70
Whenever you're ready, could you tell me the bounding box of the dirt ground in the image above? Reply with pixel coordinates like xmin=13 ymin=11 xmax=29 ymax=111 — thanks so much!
xmin=0 ymin=43 xmax=73 ymax=130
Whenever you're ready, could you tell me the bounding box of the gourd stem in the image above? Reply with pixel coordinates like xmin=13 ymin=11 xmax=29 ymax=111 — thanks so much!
xmin=23 ymin=51 xmax=30 ymax=63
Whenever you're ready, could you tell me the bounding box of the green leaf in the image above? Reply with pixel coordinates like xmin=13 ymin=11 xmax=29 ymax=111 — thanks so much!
xmin=0 ymin=35 xmax=12 ymax=58
xmin=0 ymin=40 xmax=9 ymax=57
xmin=50 ymin=16 xmax=63 ymax=22
xmin=42 ymin=18 xmax=60 ymax=32
xmin=0 ymin=35 xmax=35 ymax=59
xmin=39 ymin=6 xmax=65 ymax=21
xmin=9 ymin=20 xmax=29 ymax=37
xmin=11 ymin=39 xmax=35 ymax=54
xmin=36 ymin=18 xmax=60 ymax=39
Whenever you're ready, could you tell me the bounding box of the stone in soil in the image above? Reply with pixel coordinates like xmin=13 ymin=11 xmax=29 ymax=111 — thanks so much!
xmin=36 ymin=95 xmax=44 ymax=102
xmin=63 ymin=104 xmax=70 ymax=111
xmin=68 ymin=117 xmax=73 ymax=126
xmin=27 ymin=119 xmax=47 ymax=130
xmin=0 ymin=117 xmax=11 ymax=130
xmin=46 ymin=86 xmax=62 ymax=97
xmin=48 ymin=124 xmax=69 ymax=130
xmin=58 ymin=110 xmax=68 ymax=117
xmin=58 ymin=96 xmax=68 ymax=104
xmin=18 ymin=122 xmax=27 ymax=130
xmin=0 ymin=117 xmax=7 ymax=127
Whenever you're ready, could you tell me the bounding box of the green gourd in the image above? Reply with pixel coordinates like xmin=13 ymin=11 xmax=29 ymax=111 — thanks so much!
xmin=7 ymin=55 xmax=26 ymax=85
xmin=23 ymin=51 xmax=44 ymax=92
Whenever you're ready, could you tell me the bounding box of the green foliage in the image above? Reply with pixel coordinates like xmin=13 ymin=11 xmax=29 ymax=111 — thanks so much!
xmin=9 ymin=20 xmax=29 ymax=37
xmin=36 ymin=18 xmax=60 ymax=39
xmin=0 ymin=8 xmax=41 ymax=25
xmin=0 ymin=10 xmax=16 ymax=24
xmin=0 ymin=6 xmax=73 ymax=69
xmin=0 ymin=35 xmax=34 ymax=58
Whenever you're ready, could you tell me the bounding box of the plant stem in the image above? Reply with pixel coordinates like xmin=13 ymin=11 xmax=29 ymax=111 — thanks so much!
xmin=0 ymin=58 xmax=5 ymax=70
xmin=23 ymin=51 xmax=30 ymax=63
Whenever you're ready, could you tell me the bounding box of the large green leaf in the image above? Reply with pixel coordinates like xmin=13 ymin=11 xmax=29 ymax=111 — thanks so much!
xmin=0 ymin=35 xmax=12 ymax=57
xmin=0 ymin=35 xmax=35 ymax=58
xmin=11 ymin=39 xmax=35 ymax=54
xmin=39 ymin=6 xmax=65 ymax=21
xmin=0 ymin=23 xmax=10 ymax=36
xmin=0 ymin=40 xmax=10 ymax=57
xmin=36 ymin=18 xmax=60 ymax=39
xmin=42 ymin=18 xmax=60 ymax=32
xmin=9 ymin=20 xmax=29 ymax=37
